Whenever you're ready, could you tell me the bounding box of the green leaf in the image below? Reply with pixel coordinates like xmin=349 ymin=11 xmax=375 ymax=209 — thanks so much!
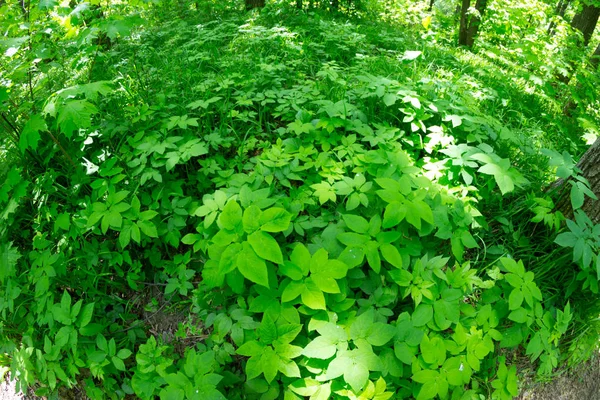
xmin=461 ymin=231 xmax=479 ymax=248
xmin=243 ymin=205 xmax=262 ymax=233
xmin=19 ymin=114 xmax=46 ymax=153
xmin=137 ymin=220 xmax=158 ymax=238
xmin=54 ymin=213 xmax=71 ymax=232
xmin=412 ymin=304 xmax=433 ymax=327
xmin=555 ymin=232 xmax=577 ymax=247
xmin=366 ymin=323 xmax=396 ymax=346
xmin=303 ymin=336 xmax=338 ymax=359
xmin=379 ymin=243 xmax=403 ymax=268
xmin=217 ymin=201 xmax=241 ymax=230
xmin=55 ymin=100 xmax=98 ymax=138
xmin=236 ymin=340 xmax=265 ymax=357
xmin=342 ymin=214 xmax=370 ymax=234
xmin=365 ymin=241 xmax=381 ymax=273
xmin=420 ymin=335 xmax=438 ymax=365
xmin=508 ymin=308 xmax=528 ymax=324
xmin=301 ymin=279 xmax=326 ymax=310
xmin=337 ymin=232 xmax=370 ymax=246
xmin=237 ymin=242 xmax=269 ymax=288
xmin=139 ymin=210 xmax=158 ymax=221
xmin=290 ymin=243 xmax=311 ymax=276
xmin=344 ymin=363 xmax=369 ymax=393
xmin=412 ymin=369 xmax=439 ymax=383
xmin=571 ymin=183 xmax=584 ymax=210
xmin=77 ymin=303 xmax=94 ymax=328
xmin=112 ymin=356 xmax=126 ymax=371
xmin=260 ymin=208 xmax=292 ymax=232
xmin=508 ymin=289 xmax=523 ymax=311
xmin=219 ymin=243 xmax=243 ymax=274
xmin=248 ymin=231 xmax=283 ymax=264
xmin=383 ymin=202 xmax=406 ymax=228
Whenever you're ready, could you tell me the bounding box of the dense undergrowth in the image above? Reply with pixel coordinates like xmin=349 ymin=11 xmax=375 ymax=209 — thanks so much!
xmin=1 ymin=0 xmax=600 ymax=399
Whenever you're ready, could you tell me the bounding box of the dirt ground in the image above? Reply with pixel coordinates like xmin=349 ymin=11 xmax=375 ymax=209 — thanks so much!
xmin=517 ymin=355 xmax=600 ymax=400
xmin=1 ymin=355 xmax=600 ymax=399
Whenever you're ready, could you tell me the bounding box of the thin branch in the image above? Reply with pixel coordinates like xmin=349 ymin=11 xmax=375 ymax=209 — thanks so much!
xmin=46 ymin=130 xmax=76 ymax=167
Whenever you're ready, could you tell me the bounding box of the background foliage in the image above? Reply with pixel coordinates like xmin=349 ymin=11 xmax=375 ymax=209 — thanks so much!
xmin=1 ymin=0 xmax=600 ymax=398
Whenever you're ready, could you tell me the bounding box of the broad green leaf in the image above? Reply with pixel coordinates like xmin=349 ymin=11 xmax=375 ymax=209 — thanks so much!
xmin=55 ymin=100 xmax=98 ymax=138
xmin=379 ymin=243 xmax=402 ymax=269
xmin=237 ymin=243 xmax=269 ymax=288
xmin=137 ymin=220 xmax=158 ymax=238
xmin=19 ymin=114 xmax=46 ymax=153
xmin=243 ymin=205 xmax=262 ymax=233
xmin=236 ymin=340 xmax=265 ymax=357
xmin=301 ymin=279 xmax=326 ymax=310
xmin=383 ymin=202 xmax=406 ymax=228
xmin=365 ymin=241 xmax=381 ymax=273
xmin=248 ymin=231 xmax=283 ymax=264
xmin=303 ymin=336 xmax=337 ymax=359
xmin=508 ymin=289 xmax=523 ymax=311
xmin=290 ymin=243 xmax=311 ymax=276
xmin=345 ymin=363 xmax=369 ymax=393
xmin=412 ymin=304 xmax=433 ymax=327
xmin=342 ymin=214 xmax=370 ymax=234
xmin=219 ymin=200 xmax=242 ymax=230
xmin=219 ymin=243 xmax=243 ymax=274
xmin=260 ymin=208 xmax=292 ymax=232
xmin=508 ymin=307 xmax=528 ymax=324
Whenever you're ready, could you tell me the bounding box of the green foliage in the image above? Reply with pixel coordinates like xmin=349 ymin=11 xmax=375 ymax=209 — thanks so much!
xmin=0 ymin=0 xmax=598 ymax=398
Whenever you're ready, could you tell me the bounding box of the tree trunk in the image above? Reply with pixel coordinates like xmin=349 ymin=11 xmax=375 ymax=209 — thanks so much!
xmin=458 ymin=0 xmax=470 ymax=46
xmin=571 ymin=4 xmax=600 ymax=46
xmin=466 ymin=0 xmax=488 ymax=46
xmin=458 ymin=0 xmax=488 ymax=47
xmin=428 ymin=0 xmax=435 ymax=11
xmin=557 ymin=139 xmax=600 ymax=223
xmin=245 ymin=0 xmax=265 ymax=10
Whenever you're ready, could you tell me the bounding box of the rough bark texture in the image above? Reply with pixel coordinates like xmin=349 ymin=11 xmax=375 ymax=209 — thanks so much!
xmin=245 ymin=0 xmax=265 ymax=10
xmin=458 ymin=0 xmax=470 ymax=46
xmin=458 ymin=0 xmax=488 ymax=47
xmin=557 ymin=139 xmax=600 ymax=223
xmin=571 ymin=4 xmax=600 ymax=46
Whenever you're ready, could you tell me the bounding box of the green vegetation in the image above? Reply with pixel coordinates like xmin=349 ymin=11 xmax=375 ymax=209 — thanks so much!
xmin=1 ymin=0 xmax=600 ymax=398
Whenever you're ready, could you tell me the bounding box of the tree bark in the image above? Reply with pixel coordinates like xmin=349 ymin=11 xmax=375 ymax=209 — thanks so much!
xmin=466 ymin=0 xmax=488 ymax=46
xmin=557 ymin=139 xmax=600 ymax=223
xmin=571 ymin=4 xmax=600 ymax=46
xmin=245 ymin=0 xmax=265 ymax=10
xmin=458 ymin=0 xmax=470 ymax=46
xmin=428 ymin=0 xmax=435 ymax=11
xmin=458 ymin=0 xmax=488 ymax=47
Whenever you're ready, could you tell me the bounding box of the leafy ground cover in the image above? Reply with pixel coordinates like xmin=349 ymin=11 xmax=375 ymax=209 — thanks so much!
xmin=1 ymin=0 xmax=600 ymax=399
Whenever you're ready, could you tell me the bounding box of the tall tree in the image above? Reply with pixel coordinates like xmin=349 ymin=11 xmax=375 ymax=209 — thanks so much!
xmin=458 ymin=0 xmax=489 ymax=47
xmin=570 ymin=3 xmax=600 ymax=46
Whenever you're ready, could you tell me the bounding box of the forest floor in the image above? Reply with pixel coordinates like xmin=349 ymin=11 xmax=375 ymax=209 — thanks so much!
xmin=1 ymin=354 xmax=600 ymax=400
